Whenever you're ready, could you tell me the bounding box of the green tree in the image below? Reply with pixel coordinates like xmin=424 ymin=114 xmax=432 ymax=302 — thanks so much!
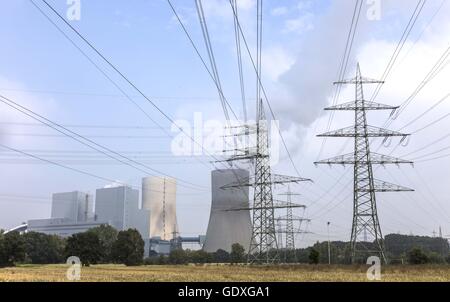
xmin=23 ymin=232 xmax=65 ymax=264
xmin=408 ymin=247 xmax=429 ymax=264
xmin=230 ymin=243 xmax=245 ymax=263
xmin=87 ymin=224 xmax=118 ymax=263
xmin=65 ymin=232 xmax=104 ymax=266
xmin=214 ymin=249 xmax=230 ymax=263
xmin=111 ymin=229 xmax=144 ymax=266
xmin=190 ymin=250 xmax=212 ymax=264
xmin=168 ymin=249 xmax=188 ymax=264
xmin=0 ymin=231 xmax=26 ymax=267
xmin=309 ymin=248 xmax=320 ymax=264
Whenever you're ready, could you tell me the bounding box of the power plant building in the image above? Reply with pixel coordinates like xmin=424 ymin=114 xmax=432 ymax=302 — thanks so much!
xmin=142 ymin=176 xmax=177 ymax=240
xmin=203 ymin=169 xmax=252 ymax=253
xmin=95 ymin=185 xmax=150 ymax=246
xmin=51 ymin=191 xmax=93 ymax=223
xmin=28 ymin=191 xmax=103 ymax=237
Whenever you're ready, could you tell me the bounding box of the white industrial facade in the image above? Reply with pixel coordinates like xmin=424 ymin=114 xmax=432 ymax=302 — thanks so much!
xmin=27 ymin=218 xmax=104 ymax=237
xmin=203 ymin=169 xmax=252 ymax=253
xmin=142 ymin=176 xmax=177 ymax=240
xmin=27 ymin=187 xmax=151 ymax=256
xmin=51 ymin=191 xmax=93 ymax=223
xmin=95 ymin=186 xmax=150 ymax=246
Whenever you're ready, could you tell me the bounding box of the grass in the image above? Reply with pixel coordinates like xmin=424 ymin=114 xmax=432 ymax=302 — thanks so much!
xmin=0 ymin=264 xmax=449 ymax=282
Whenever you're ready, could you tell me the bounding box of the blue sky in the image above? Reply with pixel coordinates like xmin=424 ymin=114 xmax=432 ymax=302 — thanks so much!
xmin=1 ymin=0 xmax=450 ymax=245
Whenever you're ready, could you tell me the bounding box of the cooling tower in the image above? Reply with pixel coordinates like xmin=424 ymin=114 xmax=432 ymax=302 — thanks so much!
xmin=203 ymin=169 xmax=252 ymax=253
xmin=142 ymin=176 xmax=177 ymax=240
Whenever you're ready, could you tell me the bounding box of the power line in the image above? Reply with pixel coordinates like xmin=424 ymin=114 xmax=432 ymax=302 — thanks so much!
xmin=32 ymin=0 xmax=232 ymax=174
xmin=232 ymin=0 xmax=247 ymax=122
xmin=0 ymin=94 xmax=207 ymax=191
xmin=385 ymin=41 xmax=450 ymax=127
xmin=227 ymin=0 xmax=311 ymax=184
xmin=398 ymin=92 xmax=450 ymax=131
xmin=0 ymin=143 xmax=132 ymax=187
xmin=316 ymin=0 xmax=363 ymax=161
xmin=166 ymin=0 xmax=239 ymax=122
xmin=369 ymin=0 xmax=427 ymax=102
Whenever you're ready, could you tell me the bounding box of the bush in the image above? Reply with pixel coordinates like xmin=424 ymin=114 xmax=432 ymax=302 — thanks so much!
xmin=230 ymin=243 xmax=245 ymax=263
xmin=168 ymin=249 xmax=188 ymax=264
xmin=189 ymin=250 xmax=212 ymax=264
xmin=0 ymin=231 xmax=25 ymax=267
xmin=408 ymin=247 xmax=429 ymax=264
xmin=65 ymin=232 xmax=104 ymax=266
xmin=309 ymin=248 xmax=320 ymax=264
xmin=111 ymin=229 xmax=144 ymax=266
xmin=23 ymin=232 xmax=65 ymax=264
xmin=214 ymin=249 xmax=230 ymax=263
xmin=87 ymin=225 xmax=118 ymax=263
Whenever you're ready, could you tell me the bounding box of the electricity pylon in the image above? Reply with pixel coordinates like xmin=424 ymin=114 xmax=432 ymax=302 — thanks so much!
xmin=275 ymin=212 xmax=310 ymax=263
xmin=220 ymin=99 xmax=312 ymax=263
xmin=278 ymin=188 xmax=304 ymax=252
xmin=315 ymin=63 xmax=414 ymax=264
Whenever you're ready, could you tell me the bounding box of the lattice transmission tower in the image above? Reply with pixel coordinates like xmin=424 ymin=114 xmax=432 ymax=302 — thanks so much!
xmin=275 ymin=189 xmax=310 ymax=263
xmin=315 ymin=63 xmax=414 ymax=263
xmin=221 ymin=99 xmax=311 ymax=263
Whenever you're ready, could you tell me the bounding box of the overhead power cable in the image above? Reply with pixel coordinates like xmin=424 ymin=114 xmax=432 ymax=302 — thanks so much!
xmin=0 ymin=94 xmax=206 ymax=191
xmin=316 ymin=0 xmax=363 ymax=161
xmin=33 ymin=0 xmax=235 ymax=174
xmin=231 ymin=0 xmax=248 ymax=122
xmin=369 ymin=0 xmax=427 ymax=102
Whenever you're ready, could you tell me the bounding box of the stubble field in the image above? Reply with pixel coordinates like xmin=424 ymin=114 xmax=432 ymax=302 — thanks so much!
xmin=0 ymin=264 xmax=449 ymax=282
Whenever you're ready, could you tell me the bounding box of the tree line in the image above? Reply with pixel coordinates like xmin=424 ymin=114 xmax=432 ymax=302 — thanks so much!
xmin=1 ymin=228 xmax=448 ymax=266
xmin=0 ymin=225 xmax=144 ymax=267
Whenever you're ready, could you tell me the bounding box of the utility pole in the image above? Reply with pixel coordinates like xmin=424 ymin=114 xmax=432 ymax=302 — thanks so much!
xmin=315 ymin=64 xmax=414 ymax=264
xmin=327 ymin=222 xmax=331 ymax=265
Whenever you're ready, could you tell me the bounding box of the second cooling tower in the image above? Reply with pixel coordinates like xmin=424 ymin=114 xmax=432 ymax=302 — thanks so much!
xmin=142 ymin=176 xmax=177 ymax=240
xmin=203 ymin=169 xmax=252 ymax=253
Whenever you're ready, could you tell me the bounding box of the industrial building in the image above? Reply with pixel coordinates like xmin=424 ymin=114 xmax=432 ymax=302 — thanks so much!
xmin=95 ymin=185 xmax=150 ymax=256
xmin=27 ymin=191 xmax=103 ymax=236
xmin=203 ymin=169 xmax=252 ymax=253
xmin=19 ymin=178 xmax=210 ymax=257
xmin=51 ymin=191 xmax=93 ymax=223
xmin=26 ymin=186 xmax=151 ymax=256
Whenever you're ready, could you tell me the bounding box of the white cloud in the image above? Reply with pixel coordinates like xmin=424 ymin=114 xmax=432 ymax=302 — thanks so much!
xmin=262 ymin=46 xmax=296 ymax=81
xmin=271 ymin=6 xmax=289 ymax=16
xmin=283 ymin=13 xmax=314 ymax=34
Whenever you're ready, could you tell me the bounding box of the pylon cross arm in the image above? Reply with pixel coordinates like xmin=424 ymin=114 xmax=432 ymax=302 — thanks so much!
xmin=314 ymin=152 xmax=413 ymax=166
xmin=357 ymin=179 xmax=414 ymax=192
xmin=324 ymin=100 xmax=398 ymax=111
xmin=317 ymin=125 xmax=409 ymax=138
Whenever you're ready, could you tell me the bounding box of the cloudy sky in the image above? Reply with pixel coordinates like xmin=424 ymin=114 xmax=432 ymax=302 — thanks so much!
xmin=0 ymin=0 xmax=449 ymax=247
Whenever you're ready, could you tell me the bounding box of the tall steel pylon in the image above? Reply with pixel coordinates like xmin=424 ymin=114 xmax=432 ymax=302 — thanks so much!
xmin=248 ymin=98 xmax=277 ymax=263
xmin=315 ymin=63 xmax=414 ymax=263
xmin=220 ymin=100 xmax=311 ymax=263
xmin=275 ymin=188 xmax=309 ymax=263
xmin=278 ymin=188 xmax=302 ymax=251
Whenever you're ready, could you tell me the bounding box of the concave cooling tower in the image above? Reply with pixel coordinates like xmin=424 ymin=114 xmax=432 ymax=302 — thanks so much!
xmin=142 ymin=177 xmax=177 ymax=240
xmin=203 ymin=169 xmax=252 ymax=253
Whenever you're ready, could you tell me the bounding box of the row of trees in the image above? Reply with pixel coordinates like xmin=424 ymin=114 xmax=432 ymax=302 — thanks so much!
xmin=2 ymin=228 xmax=448 ymax=266
xmin=0 ymin=225 xmax=145 ymax=267
xmin=145 ymin=243 xmax=247 ymax=265
xmin=301 ymin=234 xmax=450 ymax=265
